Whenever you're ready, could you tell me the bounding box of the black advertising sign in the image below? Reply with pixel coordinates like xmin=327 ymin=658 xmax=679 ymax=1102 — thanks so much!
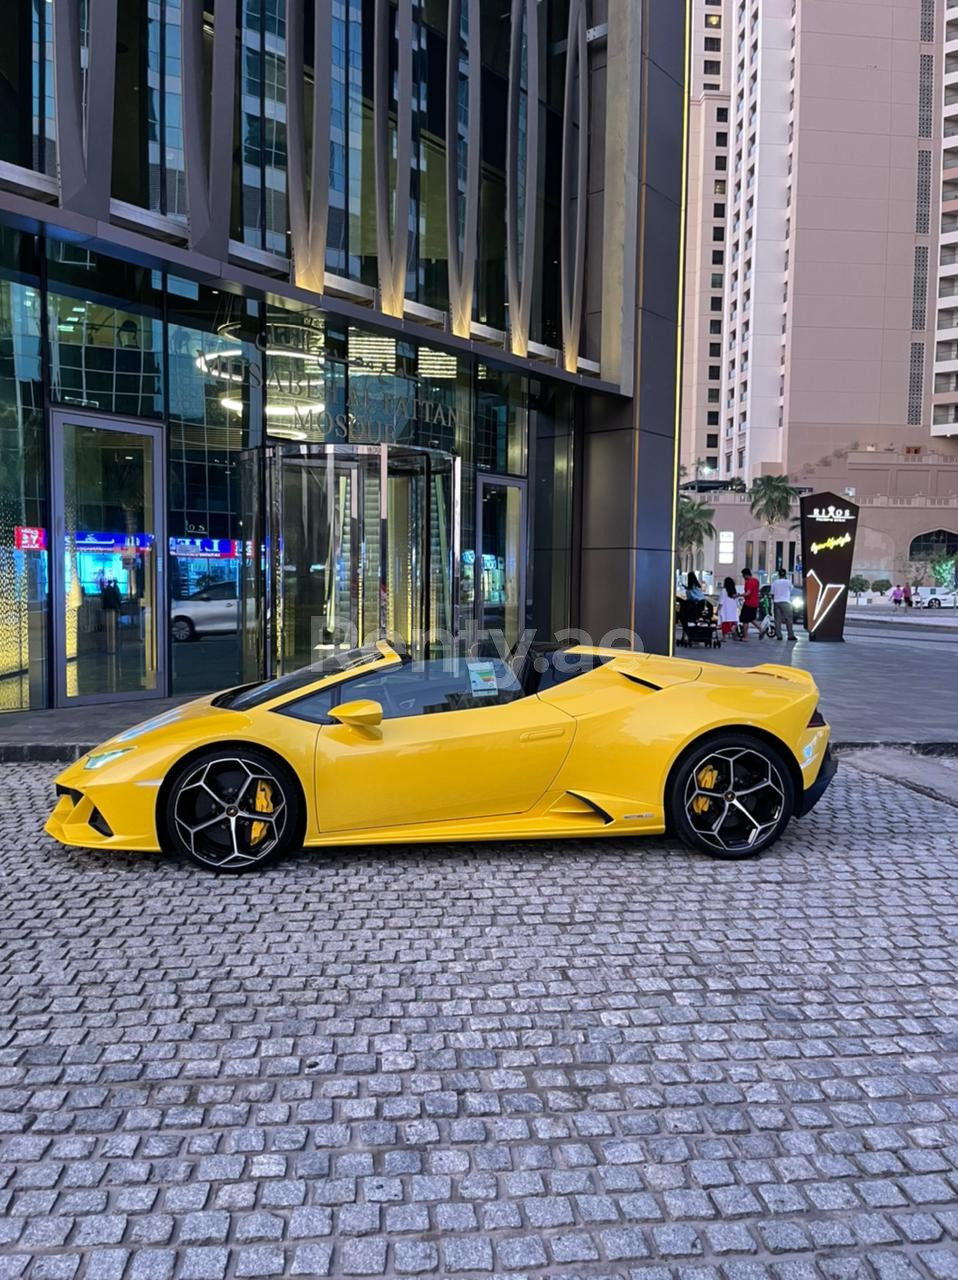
xmin=799 ymin=492 xmax=860 ymax=641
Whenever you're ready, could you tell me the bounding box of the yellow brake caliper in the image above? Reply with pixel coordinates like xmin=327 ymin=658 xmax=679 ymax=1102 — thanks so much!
xmin=692 ymin=763 xmax=719 ymax=815
xmin=250 ymin=780 xmax=274 ymax=845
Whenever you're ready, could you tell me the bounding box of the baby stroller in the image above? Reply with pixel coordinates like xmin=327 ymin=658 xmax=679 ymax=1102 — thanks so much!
xmin=677 ymin=597 xmax=722 ymax=649
xmin=757 ymin=585 xmax=778 ymax=639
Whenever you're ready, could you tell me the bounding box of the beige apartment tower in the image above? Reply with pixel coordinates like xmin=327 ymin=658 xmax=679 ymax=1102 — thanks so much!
xmin=682 ymin=0 xmax=958 ymax=584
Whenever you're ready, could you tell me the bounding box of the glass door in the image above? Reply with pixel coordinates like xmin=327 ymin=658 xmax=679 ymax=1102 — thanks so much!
xmin=272 ymin=450 xmax=362 ymax=672
xmin=51 ymin=414 xmax=165 ymax=705
xmin=477 ymin=476 xmax=526 ymax=654
xmin=270 ymin=444 xmax=458 ymax=673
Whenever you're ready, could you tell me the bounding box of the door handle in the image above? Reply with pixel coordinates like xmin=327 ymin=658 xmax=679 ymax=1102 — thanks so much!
xmin=519 ymin=726 xmax=565 ymax=743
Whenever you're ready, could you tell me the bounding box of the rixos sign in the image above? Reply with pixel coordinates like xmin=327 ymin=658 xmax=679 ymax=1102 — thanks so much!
xmin=799 ymin=491 xmax=860 ymax=642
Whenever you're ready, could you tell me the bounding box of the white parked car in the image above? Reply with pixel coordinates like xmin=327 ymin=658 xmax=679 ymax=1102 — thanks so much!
xmin=915 ymin=586 xmax=957 ymax=609
xmin=171 ymin=581 xmax=239 ymax=640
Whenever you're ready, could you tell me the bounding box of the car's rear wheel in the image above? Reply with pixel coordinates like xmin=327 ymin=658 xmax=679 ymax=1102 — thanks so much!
xmin=171 ymin=616 xmax=195 ymax=642
xmin=163 ymin=749 xmax=301 ymax=872
xmin=669 ymin=733 xmax=794 ymax=860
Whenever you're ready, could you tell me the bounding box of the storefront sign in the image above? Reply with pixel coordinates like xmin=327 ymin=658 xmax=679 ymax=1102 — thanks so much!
xmin=75 ymin=532 xmax=154 ymax=552
xmin=14 ymin=526 xmax=46 ymax=550
xmin=799 ymin=491 xmax=859 ymax=641
xmin=170 ymin=537 xmax=239 ymax=558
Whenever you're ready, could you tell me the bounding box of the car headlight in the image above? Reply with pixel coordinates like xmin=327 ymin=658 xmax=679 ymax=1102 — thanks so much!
xmin=84 ymin=747 xmax=134 ymax=771
xmin=792 ymin=596 xmax=803 ymax=607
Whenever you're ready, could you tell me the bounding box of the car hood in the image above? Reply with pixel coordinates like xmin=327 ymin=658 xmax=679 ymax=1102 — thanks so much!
xmin=88 ymin=694 xmax=249 ymax=755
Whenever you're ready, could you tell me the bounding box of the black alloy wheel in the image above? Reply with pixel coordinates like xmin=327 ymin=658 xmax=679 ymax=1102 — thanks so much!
xmin=669 ymin=734 xmax=795 ymax=860
xmin=163 ymin=749 xmax=301 ymax=872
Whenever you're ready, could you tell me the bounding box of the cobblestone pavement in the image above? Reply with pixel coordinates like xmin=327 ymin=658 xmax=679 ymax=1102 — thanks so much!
xmin=2 ymin=764 xmax=957 ymax=1280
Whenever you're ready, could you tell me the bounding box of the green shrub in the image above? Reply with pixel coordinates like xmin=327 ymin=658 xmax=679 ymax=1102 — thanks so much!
xmin=870 ymin=578 xmax=892 ymax=594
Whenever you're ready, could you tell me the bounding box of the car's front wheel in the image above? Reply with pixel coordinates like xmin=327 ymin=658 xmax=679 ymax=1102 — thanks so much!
xmin=928 ymin=598 xmax=941 ymax=609
xmin=171 ymin=616 xmax=195 ymax=642
xmin=163 ymin=749 xmax=302 ymax=872
xmin=669 ymin=734 xmax=795 ymax=860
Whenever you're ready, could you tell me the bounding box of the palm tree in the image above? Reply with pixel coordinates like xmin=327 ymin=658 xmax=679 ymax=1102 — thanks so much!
xmin=748 ymin=474 xmax=801 ymax=531
xmin=677 ymin=497 xmax=716 ymax=569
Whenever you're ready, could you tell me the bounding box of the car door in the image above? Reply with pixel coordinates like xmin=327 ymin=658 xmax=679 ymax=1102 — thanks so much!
xmin=204 ymin=581 xmax=238 ymax=631
xmin=313 ymin=658 xmax=575 ymax=832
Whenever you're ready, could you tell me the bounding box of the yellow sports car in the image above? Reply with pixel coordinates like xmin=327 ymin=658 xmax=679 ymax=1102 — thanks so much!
xmin=46 ymin=640 xmax=835 ymax=873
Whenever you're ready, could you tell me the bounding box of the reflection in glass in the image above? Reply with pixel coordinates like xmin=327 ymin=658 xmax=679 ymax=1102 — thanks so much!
xmin=479 ymin=479 xmax=523 ymax=651
xmin=0 ymin=268 xmax=47 ymax=710
xmin=233 ymin=0 xmax=290 ymax=254
xmin=60 ymin=423 xmax=160 ymax=700
xmin=112 ymin=0 xmax=187 ymax=217
xmin=0 ymin=0 xmax=56 ymax=174
xmin=167 ymin=281 xmax=263 ymax=694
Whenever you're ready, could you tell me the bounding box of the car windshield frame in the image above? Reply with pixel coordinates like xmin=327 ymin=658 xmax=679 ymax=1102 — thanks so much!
xmin=213 ymin=644 xmax=396 ymax=711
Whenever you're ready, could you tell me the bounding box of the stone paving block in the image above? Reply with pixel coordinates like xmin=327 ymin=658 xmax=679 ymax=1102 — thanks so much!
xmin=1 ymin=766 xmax=957 ymax=1280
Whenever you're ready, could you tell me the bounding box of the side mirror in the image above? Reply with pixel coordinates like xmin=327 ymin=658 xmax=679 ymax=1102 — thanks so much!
xmin=329 ymin=699 xmax=384 ymax=731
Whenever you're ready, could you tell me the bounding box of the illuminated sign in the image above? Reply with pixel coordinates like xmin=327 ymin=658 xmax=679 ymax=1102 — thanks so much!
xmin=75 ymin=532 xmax=154 ymax=552
xmin=799 ymin=491 xmax=859 ymax=642
xmin=170 ymin=538 xmax=240 ymax=558
xmin=14 ymin=526 xmax=46 ymax=550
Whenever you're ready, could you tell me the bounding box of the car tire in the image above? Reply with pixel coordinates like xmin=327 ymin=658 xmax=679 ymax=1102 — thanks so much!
xmin=668 ymin=733 xmax=795 ymax=861
xmin=171 ymin=616 xmax=195 ymax=642
xmin=929 ymin=598 xmax=941 ymax=609
xmin=162 ymin=748 xmax=302 ymax=873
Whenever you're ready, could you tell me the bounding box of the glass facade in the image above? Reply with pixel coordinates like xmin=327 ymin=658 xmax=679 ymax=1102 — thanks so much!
xmin=0 ymin=227 xmax=578 ymax=712
xmin=0 ymin=0 xmax=652 ymax=712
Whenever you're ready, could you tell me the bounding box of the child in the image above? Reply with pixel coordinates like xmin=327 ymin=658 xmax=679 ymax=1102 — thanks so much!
xmin=718 ymin=576 xmax=739 ymax=638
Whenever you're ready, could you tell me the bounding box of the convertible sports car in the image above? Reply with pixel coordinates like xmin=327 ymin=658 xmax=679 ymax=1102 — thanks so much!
xmin=46 ymin=640 xmax=836 ymax=873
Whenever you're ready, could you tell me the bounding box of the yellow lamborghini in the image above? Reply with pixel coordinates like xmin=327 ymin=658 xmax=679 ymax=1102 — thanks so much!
xmin=46 ymin=640 xmax=835 ymax=873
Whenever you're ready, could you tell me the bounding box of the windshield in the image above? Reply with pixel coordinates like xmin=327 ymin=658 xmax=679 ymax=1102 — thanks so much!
xmin=215 ymin=645 xmax=388 ymax=711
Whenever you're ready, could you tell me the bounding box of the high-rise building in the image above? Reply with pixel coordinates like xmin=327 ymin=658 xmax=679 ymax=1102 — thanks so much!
xmin=0 ymin=1 xmax=686 ymax=716
xmin=681 ymin=0 xmax=732 ymax=485
xmin=683 ymin=0 xmax=958 ymax=585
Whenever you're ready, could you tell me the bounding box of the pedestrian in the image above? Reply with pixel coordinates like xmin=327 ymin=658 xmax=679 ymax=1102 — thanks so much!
xmin=718 ymin=576 xmax=739 ymax=638
xmin=892 ymin=584 xmax=903 ymax=609
xmin=771 ymin=568 xmax=797 ymax=640
xmin=738 ymin=567 xmax=763 ymax=641
xmin=903 ymin=582 xmax=913 ymax=609
xmin=686 ymin=571 xmax=704 ymax=604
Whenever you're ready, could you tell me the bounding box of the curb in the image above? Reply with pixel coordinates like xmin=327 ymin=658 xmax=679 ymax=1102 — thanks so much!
xmin=6 ymin=741 xmax=958 ymax=765
xmin=831 ymin=741 xmax=958 ymax=756
xmin=2 ymin=744 xmax=93 ymax=764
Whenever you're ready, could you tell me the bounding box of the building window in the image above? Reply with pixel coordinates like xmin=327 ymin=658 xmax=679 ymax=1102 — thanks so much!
xmin=907 ymin=342 xmax=924 ymax=425
xmin=712 ymin=250 xmax=724 ymax=265
xmin=706 ymin=433 xmax=718 ymax=449
xmin=715 ymin=155 xmax=727 ymax=171
xmin=710 ymin=297 xmax=723 ymax=311
xmin=708 ymin=365 xmax=720 ymax=381
xmin=706 ymin=14 xmax=722 ymax=26
xmin=704 ymin=60 xmax=721 ymax=75
xmin=714 ymin=181 xmax=726 ymax=195
xmin=713 ymin=203 xmax=725 ymax=217
xmin=708 ymin=343 xmax=721 ymax=357
xmin=918 ymin=54 xmax=934 ymax=138
xmin=912 ymin=246 xmax=928 ymax=330
xmin=715 ymin=132 xmax=728 ymax=148
xmin=706 ymin=456 xmax=718 ymax=469
xmin=916 ymin=150 xmax=931 ymax=235
xmin=920 ymin=0 xmax=934 ymax=42
xmin=707 ymin=411 xmax=719 ymax=425
xmin=709 ymin=320 xmax=722 ymax=333
xmin=717 ymin=107 xmax=729 ymax=122
xmin=704 ymin=38 xmax=721 ymax=52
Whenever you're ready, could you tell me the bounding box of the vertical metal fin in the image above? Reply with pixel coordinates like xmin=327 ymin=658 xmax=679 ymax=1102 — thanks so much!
xmin=445 ymin=0 xmax=481 ymax=338
xmin=506 ymin=0 xmax=539 ymax=356
xmin=560 ymin=0 xmax=588 ymax=372
xmin=375 ymin=0 xmax=414 ymax=316
xmin=288 ymin=0 xmax=332 ymax=293
xmin=54 ymin=0 xmax=118 ymax=216
xmin=183 ymin=0 xmax=236 ymax=257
